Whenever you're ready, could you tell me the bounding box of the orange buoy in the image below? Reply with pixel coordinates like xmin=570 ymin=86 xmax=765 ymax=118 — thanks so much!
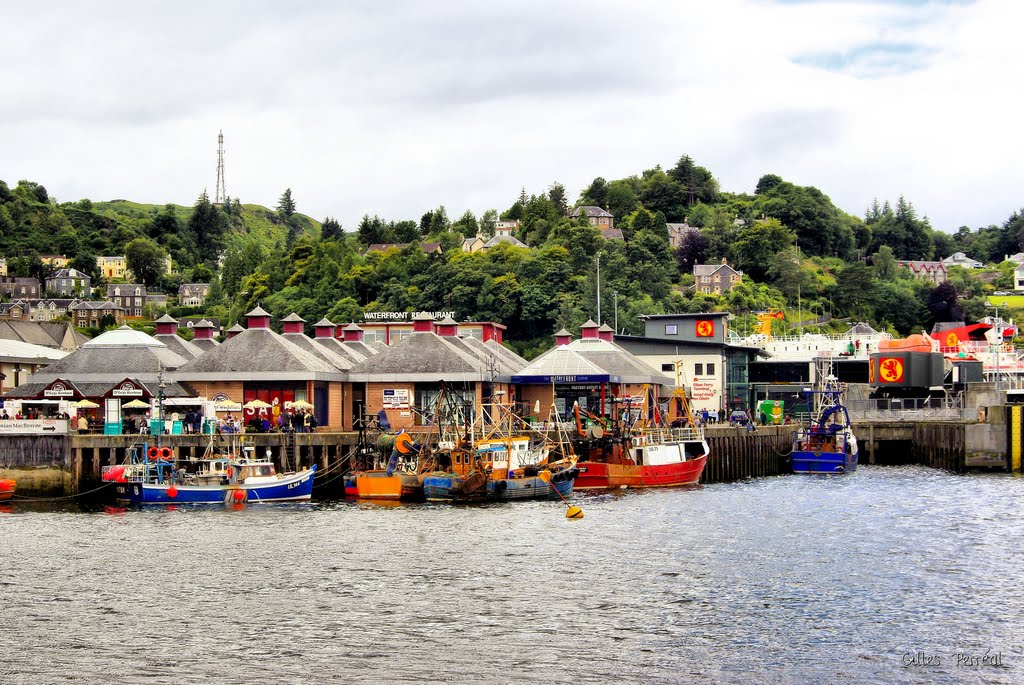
xmin=160 ymin=447 xmax=173 ymax=460
xmin=395 ymin=431 xmax=414 ymax=455
xmin=167 ymin=485 xmax=178 ymax=498
xmin=0 ymin=479 xmax=14 ymax=492
xmin=233 ymin=489 xmax=245 ymax=502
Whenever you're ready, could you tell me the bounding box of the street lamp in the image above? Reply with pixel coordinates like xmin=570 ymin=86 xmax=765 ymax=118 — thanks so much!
xmin=613 ymin=291 xmax=619 ymax=333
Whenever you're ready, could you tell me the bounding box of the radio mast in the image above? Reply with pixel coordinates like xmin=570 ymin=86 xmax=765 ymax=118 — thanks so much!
xmin=214 ymin=130 xmax=226 ymax=205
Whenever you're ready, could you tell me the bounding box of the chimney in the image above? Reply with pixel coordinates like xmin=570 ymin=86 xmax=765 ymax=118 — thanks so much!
xmin=245 ymin=305 xmax=271 ymax=330
xmin=436 ymin=316 xmax=458 ymax=337
xmin=342 ymin=323 xmax=365 ymax=342
xmin=192 ymin=319 xmax=215 ymax=339
xmin=721 ymin=257 xmax=728 ymax=265
xmin=412 ymin=311 xmax=434 ymax=333
xmin=554 ymin=327 xmax=572 ymax=346
xmin=598 ymin=323 xmax=614 ymax=342
xmin=313 ymin=318 xmax=336 ymax=339
xmin=154 ymin=313 xmax=178 ymax=336
xmin=281 ymin=312 xmax=306 ymax=335
xmin=580 ymin=319 xmax=599 ymax=339
xmin=226 ymin=323 xmax=245 ymax=339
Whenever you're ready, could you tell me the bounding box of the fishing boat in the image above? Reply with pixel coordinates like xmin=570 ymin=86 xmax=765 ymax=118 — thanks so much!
xmin=791 ymin=373 xmax=859 ymax=474
xmin=106 ymin=439 xmax=316 ymax=504
xmin=0 ymin=478 xmax=15 ymax=502
xmin=425 ymin=401 xmax=578 ymax=503
xmin=573 ymin=385 xmax=709 ymax=490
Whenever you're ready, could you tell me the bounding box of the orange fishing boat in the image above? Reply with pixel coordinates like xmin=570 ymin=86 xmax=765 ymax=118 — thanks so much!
xmin=0 ymin=479 xmax=16 ymax=502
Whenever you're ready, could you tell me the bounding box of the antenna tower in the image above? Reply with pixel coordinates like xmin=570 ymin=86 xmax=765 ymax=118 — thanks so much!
xmin=214 ymin=130 xmax=226 ymax=204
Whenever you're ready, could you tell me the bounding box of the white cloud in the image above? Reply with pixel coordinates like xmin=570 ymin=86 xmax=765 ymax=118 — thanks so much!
xmin=1 ymin=0 xmax=1021 ymax=235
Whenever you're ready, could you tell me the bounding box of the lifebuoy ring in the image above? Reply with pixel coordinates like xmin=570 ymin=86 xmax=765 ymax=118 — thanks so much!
xmin=160 ymin=447 xmax=173 ymax=460
xmin=226 ymin=466 xmax=233 ymax=479
xmin=148 ymin=446 xmax=159 ymax=459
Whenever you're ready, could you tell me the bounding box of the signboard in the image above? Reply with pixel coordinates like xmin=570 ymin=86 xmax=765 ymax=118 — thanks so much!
xmin=111 ymin=381 xmax=144 ymax=397
xmin=364 ymin=310 xmax=455 ymax=321
xmin=695 ymin=320 xmax=715 ymax=337
xmin=382 ymin=388 xmax=410 ymax=409
xmin=511 ymin=374 xmax=614 ymax=384
xmin=878 ymin=357 xmax=905 ymax=383
xmin=690 ymin=379 xmax=718 ymax=403
xmin=0 ymin=419 xmax=69 ymax=435
xmin=43 ymin=381 xmax=75 ymax=398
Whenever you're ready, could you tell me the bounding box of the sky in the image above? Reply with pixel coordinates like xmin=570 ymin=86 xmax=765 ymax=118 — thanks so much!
xmin=2 ymin=0 xmax=1021 ymax=234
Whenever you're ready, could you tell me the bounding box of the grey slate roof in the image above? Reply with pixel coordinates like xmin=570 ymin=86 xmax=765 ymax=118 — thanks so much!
xmin=154 ymin=333 xmax=203 ymax=359
xmin=348 ymin=332 xmax=507 ymax=381
xmin=191 ymin=337 xmax=221 ymax=351
xmin=174 ymin=328 xmax=340 ymax=378
xmin=281 ymin=332 xmax=353 ymax=371
xmin=281 ymin=312 xmax=306 ymax=323
xmin=154 ymin=314 xmax=177 ymax=323
xmin=571 ymin=205 xmax=614 ymax=219
xmin=245 ymin=305 xmax=271 ymax=318
xmin=483 ymin=234 xmax=527 ymax=249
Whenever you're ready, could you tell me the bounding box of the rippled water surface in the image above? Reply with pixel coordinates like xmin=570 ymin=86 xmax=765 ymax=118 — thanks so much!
xmin=2 ymin=466 xmax=1023 ymax=684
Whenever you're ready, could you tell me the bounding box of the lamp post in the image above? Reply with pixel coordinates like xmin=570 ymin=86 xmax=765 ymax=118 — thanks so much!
xmin=596 ymin=252 xmax=602 ymax=325
xmin=613 ymin=291 xmax=619 ymax=333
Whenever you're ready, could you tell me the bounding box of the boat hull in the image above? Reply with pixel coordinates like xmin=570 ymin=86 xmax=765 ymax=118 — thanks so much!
xmin=422 ymin=471 xmax=489 ymax=503
xmin=488 ymin=467 xmax=578 ymax=501
xmin=0 ymin=478 xmax=15 ymax=502
xmin=575 ymin=455 xmax=707 ymax=490
xmin=354 ymin=471 xmax=403 ymax=500
xmin=791 ymin=449 xmax=858 ymax=474
xmin=114 ymin=466 xmax=317 ymax=504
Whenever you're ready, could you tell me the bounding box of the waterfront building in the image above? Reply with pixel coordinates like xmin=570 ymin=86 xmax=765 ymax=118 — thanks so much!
xmin=613 ymin=312 xmax=765 ymax=414
xmin=347 ymin=314 xmax=526 ymax=430
xmin=172 ymin=306 xmax=347 ymax=429
xmin=45 ymin=268 xmax=91 ymax=297
xmin=0 ymin=339 xmax=68 ymax=393
xmin=153 ymin=314 xmax=203 ymax=359
xmin=513 ymin=320 xmax=669 ymax=421
xmin=3 ymin=326 xmax=193 ymax=427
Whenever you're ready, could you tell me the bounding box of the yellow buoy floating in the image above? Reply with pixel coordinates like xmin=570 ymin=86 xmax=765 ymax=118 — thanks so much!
xmin=540 ymin=470 xmax=584 ymax=519
xmin=566 ymin=505 xmax=584 ymax=519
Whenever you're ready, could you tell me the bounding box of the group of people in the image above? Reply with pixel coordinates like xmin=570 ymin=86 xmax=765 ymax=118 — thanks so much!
xmin=215 ymin=409 xmax=318 ymax=435
xmin=242 ymin=409 xmax=318 ymax=434
xmin=696 ymin=408 xmax=720 ymax=425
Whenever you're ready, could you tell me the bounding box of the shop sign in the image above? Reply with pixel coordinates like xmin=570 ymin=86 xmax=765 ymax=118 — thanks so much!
xmin=691 ymin=379 xmax=718 ymax=402
xmin=382 ymin=388 xmax=410 ymax=409
xmin=0 ymin=419 xmax=68 ymax=435
xmin=43 ymin=381 xmax=75 ymax=398
xmin=111 ymin=381 xmax=143 ymax=397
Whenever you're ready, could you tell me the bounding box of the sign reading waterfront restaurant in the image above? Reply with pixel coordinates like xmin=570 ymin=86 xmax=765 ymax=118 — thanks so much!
xmin=382 ymin=388 xmax=410 ymax=409
xmin=111 ymin=381 xmax=144 ymax=397
xmin=363 ymin=310 xmax=455 ymax=321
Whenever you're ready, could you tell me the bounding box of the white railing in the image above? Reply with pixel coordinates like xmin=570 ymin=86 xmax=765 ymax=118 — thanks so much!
xmin=846 ymin=398 xmax=963 ymax=422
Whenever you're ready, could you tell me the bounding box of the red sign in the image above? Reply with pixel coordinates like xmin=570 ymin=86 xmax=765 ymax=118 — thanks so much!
xmin=878 ymin=357 xmax=904 ymax=383
xmin=695 ymin=320 xmax=714 ymax=337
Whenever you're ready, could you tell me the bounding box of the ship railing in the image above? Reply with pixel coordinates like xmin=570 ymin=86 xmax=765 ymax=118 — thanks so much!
xmin=637 ymin=427 xmax=705 ymax=443
xmin=846 ymin=398 xmax=963 ymax=421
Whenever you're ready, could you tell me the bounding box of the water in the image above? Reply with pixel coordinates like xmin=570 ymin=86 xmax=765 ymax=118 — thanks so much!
xmin=1 ymin=466 xmax=1021 ymax=684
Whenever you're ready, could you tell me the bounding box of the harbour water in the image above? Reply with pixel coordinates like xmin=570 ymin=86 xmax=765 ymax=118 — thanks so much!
xmin=1 ymin=466 xmax=1021 ymax=684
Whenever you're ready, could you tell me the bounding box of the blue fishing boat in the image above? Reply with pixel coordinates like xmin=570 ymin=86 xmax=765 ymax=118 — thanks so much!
xmin=791 ymin=374 xmax=859 ymax=474
xmin=107 ymin=441 xmax=316 ymax=504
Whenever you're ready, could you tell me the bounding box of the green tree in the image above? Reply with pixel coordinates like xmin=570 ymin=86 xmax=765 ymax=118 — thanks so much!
xmin=125 ymin=237 xmax=167 ymax=287
xmin=733 ymin=218 xmax=795 ymax=281
xmin=548 ymin=182 xmax=569 ymax=216
xmin=321 ymin=217 xmax=344 ymax=241
xmin=479 ymin=209 xmax=498 ymax=239
xmin=277 ymin=188 xmax=296 ymax=218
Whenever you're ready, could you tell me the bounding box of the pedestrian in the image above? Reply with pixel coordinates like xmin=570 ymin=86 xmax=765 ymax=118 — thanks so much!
xmin=77 ymin=415 xmax=89 ymax=434
xmin=303 ymin=410 xmax=312 ymax=433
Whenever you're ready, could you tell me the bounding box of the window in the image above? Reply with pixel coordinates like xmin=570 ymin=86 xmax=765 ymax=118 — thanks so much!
xmin=665 ymin=324 xmax=678 ymax=335
xmin=694 ymin=363 xmax=704 ymax=376
xmin=661 ymin=363 xmax=674 ymax=372
xmin=706 ymin=363 xmax=715 ymax=376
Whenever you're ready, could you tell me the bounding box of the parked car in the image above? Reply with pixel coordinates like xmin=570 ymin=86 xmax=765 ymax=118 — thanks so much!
xmin=728 ymin=409 xmax=749 ymax=425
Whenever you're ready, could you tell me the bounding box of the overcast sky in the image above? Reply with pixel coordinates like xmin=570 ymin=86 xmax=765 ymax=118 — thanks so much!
xmin=2 ymin=0 xmax=1020 ymax=234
